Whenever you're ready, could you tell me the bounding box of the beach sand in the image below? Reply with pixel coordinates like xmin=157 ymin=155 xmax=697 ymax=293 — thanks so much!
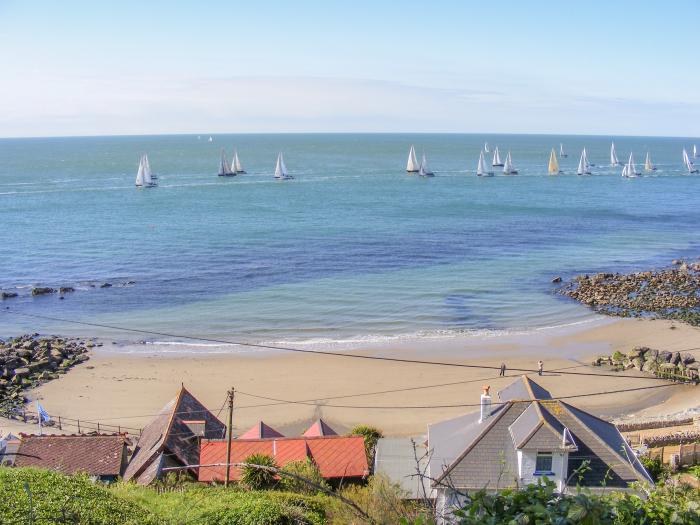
xmin=3 ymin=318 xmax=700 ymax=438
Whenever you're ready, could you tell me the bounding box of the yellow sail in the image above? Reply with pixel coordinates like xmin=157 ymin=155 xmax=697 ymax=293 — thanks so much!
xmin=548 ymin=148 xmax=559 ymax=175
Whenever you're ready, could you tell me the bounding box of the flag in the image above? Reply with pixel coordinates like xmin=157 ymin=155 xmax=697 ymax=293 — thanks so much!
xmin=36 ymin=402 xmax=50 ymax=424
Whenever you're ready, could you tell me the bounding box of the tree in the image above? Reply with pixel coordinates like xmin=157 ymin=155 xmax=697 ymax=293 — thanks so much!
xmin=279 ymin=459 xmax=329 ymax=495
xmin=350 ymin=425 xmax=384 ymax=468
xmin=241 ymin=454 xmax=278 ymax=490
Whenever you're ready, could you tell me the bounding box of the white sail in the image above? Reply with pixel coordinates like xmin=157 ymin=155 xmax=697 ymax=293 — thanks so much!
xmin=644 ymin=152 xmax=655 ymax=171
xmin=477 ymin=151 xmax=485 ymax=176
xmin=694 ymin=144 xmax=698 ymax=158
xmin=577 ymin=150 xmax=586 ymax=175
xmin=143 ymin=154 xmax=154 ymax=185
xmin=419 ymin=154 xmax=434 ymax=177
xmin=684 ymin=148 xmax=699 ymax=173
xmin=627 ymin=152 xmax=639 ymax=176
xmin=233 ymin=150 xmax=245 ymax=173
xmin=219 ymin=149 xmax=232 ymax=176
xmin=548 ymin=148 xmax=560 ymax=175
xmin=582 ymin=148 xmax=592 ymax=171
xmin=503 ymin=151 xmax=517 ymax=174
xmin=406 ymin=145 xmax=419 ymax=172
xmin=274 ymin=152 xmax=292 ymax=179
xmin=621 ymin=164 xmax=628 ymax=178
xmin=492 ymin=146 xmax=503 ymax=166
xmin=559 ymin=143 xmax=567 ymax=158
xmin=484 ymin=142 xmax=490 ymax=153
xmin=610 ymin=142 xmax=620 ymax=166
xmin=135 ymin=155 xmax=145 ymax=186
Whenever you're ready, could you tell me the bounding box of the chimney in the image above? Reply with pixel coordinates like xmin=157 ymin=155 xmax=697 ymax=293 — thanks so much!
xmin=479 ymin=385 xmax=492 ymax=423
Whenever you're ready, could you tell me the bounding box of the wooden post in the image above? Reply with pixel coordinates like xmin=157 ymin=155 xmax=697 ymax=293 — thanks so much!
xmin=225 ymin=387 xmax=235 ymax=488
xmin=58 ymin=416 xmax=62 ymax=430
xmin=97 ymin=422 xmax=100 ymax=433
xmin=77 ymin=420 xmax=81 ymax=433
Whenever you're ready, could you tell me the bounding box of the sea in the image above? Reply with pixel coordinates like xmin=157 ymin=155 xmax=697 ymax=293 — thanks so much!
xmin=1 ymin=133 xmax=699 ymax=352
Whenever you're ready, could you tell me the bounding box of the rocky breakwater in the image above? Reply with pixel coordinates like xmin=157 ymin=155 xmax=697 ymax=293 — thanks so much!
xmin=0 ymin=334 xmax=94 ymax=415
xmin=557 ymin=260 xmax=700 ymax=326
xmin=592 ymin=346 xmax=700 ymax=381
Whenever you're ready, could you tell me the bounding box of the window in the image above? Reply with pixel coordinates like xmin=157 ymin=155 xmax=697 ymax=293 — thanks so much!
xmin=535 ymin=452 xmax=553 ymax=474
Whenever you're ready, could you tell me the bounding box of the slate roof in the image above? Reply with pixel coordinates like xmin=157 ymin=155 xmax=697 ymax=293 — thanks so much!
xmin=374 ymin=437 xmax=430 ymax=499
xmin=198 ymin=435 xmax=369 ymax=482
xmin=303 ymin=419 xmax=338 ymax=437
xmin=123 ymin=386 xmax=226 ymax=484
xmin=430 ymin=376 xmax=652 ymax=490
xmin=239 ymin=421 xmax=285 ymax=439
xmin=14 ymin=434 xmax=127 ymax=477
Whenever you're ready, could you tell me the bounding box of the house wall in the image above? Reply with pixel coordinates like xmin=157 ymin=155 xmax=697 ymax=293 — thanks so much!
xmin=516 ymin=450 xmax=568 ymax=492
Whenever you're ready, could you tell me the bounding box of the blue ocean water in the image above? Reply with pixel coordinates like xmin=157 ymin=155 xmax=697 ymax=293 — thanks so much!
xmin=1 ymin=133 xmax=699 ymax=347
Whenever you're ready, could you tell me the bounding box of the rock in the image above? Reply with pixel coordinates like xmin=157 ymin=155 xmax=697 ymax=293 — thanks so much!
xmin=13 ymin=367 xmax=30 ymax=378
xmin=673 ymin=259 xmax=682 ymax=265
xmin=647 ymin=349 xmax=659 ymax=361
xmin=671 ymin=352 xmax=681 ymax=365
xmin=32 ymin=287 xmax=57 ymax=296
xmin=59 ymin=287 xmax=75 ymax=293
xmin=100 ymin=283 xmax=112 ymax=288
xmin=682 ymin=353 xmax=695 ymax=365
xmin=1 ymin=292 xmax=18 ymax=299
xmin=627 ymin=348 xmax=643 ymax=359
xmin=659 ymin=351 xmax=673 ymax=363
xmin=551 ymin=276 xmax=562 ymax=283
xmin=642 ymin=360 xmax=659 ymax=374
xmin=686 ymin=362 xmax=700 ymax=371
xmin=631 ymin=357 xmax=644 ymax=370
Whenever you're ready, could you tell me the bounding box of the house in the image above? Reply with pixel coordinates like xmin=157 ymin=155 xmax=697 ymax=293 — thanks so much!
xmin=374 ymin=436 xmax=430 ymax=499
xmin=11 ymin=434 xmax=128 ymax=482
xmin=0 ymin=433 xmax=20 ymax=467
xmin=123 ymin=386 xmax=226 ymax=484
xmin=427 ymin=376 xmax=652 ymax=520
xmin=198 ymin=420 xmax=369 ymax=485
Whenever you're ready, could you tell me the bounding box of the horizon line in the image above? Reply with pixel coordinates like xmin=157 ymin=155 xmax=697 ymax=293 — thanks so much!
xmin=1 ymin=131 xmax=698 ymax=141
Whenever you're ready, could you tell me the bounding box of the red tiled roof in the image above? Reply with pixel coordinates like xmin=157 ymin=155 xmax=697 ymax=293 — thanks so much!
xmin=199 ymin=435 xmax=368 ymax=482
xmin=303 ymin=419 xmax=338 ymax=437
xmin=14 ymin=434 xmax=127 ymax=477
xmin=239 ymin=421 xmax=284 ymax=439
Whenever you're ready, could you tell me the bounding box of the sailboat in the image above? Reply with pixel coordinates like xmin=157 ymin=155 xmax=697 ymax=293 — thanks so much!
xmin=694 ymin=145 xmax=698 ymax=159
xmin=406 ymin=145 xmax=419 ymax=173
xmin=610 ymin=142 xmax=620 ymax=166
xmin=577 ymin=150 xmax=591 ymax=175
xmin=583 ymin=148 xmax=594 ymax=171
xmin=232 ymin=150 xmax=246 ymax=174
xmin=477 ymin=150 xmax=494 ymax=177
xmin=492 ymin=146 xmax=504 ymax=167
xmin=418 ymin=153 xmax=435 ymax=177
xmin=484 ymin=142 xmax=490 ymax=153
xmin=208 ymin=136 xmax=213 ymax=142
xmin=503 ymin=151 xmax=518 ymax=175
xmin=623 ymin=152 xmax=640 ymax=178
xmin=548 ymin=148 xmax=561 ymax=175
xmin=644 ymin=152 xmax=656 ymax=172
xmin=135 ymin=154 xmax=157 ymax=188
xmin=218 ymin=149 xmax=235 ymax=177
xmin=683 ymin=149 xmax=699 ymax=173
xmin=559 ymin=143 xmax=567 ymax=158
xmin=274 ymin=152 xmax=294 ymax=180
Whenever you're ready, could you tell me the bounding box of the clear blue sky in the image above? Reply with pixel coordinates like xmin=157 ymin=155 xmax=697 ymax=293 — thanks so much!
xmin=1 ymin=0 xmax=698 ymax=137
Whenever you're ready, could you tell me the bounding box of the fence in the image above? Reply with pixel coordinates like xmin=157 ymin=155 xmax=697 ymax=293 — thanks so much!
xmin=649 ymin=443 xmax=700 ymax=466
xmin=0 ymin=407 xmax=142 ymax=436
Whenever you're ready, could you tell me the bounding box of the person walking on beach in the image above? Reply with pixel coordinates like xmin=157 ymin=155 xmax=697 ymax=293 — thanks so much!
xmin=499 ymin=362 xmax=506 ymax=377
xmin=537 ymin=360 xmax=544 ymax=376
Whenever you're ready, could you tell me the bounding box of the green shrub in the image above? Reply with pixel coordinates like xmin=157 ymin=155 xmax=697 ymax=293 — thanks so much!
xmin=349 ymin=425 xmax=384 ymax=465
xmin=241 ymin=453 xmax=279 ymax=490
xmin=640 ymin=455 xmax=667 ymax=482
xmin=280 ymin=459 xmax=330 ymax=494
xmin=0 ymin=468 xmax=155 ymax=525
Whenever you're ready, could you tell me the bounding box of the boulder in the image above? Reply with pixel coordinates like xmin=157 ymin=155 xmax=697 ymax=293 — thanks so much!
xmin=642 ymin=360 xmax=659 ymax=374
xmin=659 ymin=351 xmax=673 ymax=363
xmin=59 ymin=287 xmax=75 ymax=294
xmin=31 ymin=287 xmax=56 ymax=296
xmin=13 ymin=367 xmax=30 ymax=378
xmin=682 ymin=353 xmax=696 ymax=365
xmin=1 ymin=292 xmax=18 ymax=299
xmin=627 ymin=348 xmax=644 ymax=359
xmin=100 ymin=283 xmax=112 ymax=288
xmin=631 ymin=357 xmax=644 ymax=370
xmin=646 ymin=349 xmax=659 ymax=361
xmin=671 ymin=352 xmax=681 ymax=365
xmin=686 ymin=362 xmax=700 ymax=371
xmin=551 ymin=276 xmax=562 ymax=283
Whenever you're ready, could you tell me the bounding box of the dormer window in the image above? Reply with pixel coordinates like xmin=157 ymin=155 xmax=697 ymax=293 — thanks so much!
xmin=535 ymin=452 xmax=553 ymax=475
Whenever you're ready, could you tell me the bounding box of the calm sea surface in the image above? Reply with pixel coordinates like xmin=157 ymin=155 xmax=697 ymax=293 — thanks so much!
xmin=1 ymin=133 xmax=699 ymax=349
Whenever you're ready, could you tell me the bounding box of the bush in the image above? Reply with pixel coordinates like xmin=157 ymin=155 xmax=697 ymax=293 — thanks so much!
xmin=350 ymin=425 xmax=384 ymax=466
xmin=641 ymin=455 xmax=667 ymax=482
xmin=241 ymin=453 xmax=279 ymax=490
xmin=280 ymin=459 xmax=330 ymax=494
xmin=0 ymin=468 xmax=155 ymax=524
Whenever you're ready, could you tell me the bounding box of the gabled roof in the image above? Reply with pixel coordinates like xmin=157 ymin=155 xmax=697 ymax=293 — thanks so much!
xmin=198 ymin=435 xmax=369 ymax=482
xmin=303 ymin=419 xmax=337 ymax=437
xmin=430 ymin=376 xmax=652 ymax=490
xmin=508 ymin=402 xmax=576 ymax=450
xmin=123 ymin=386 xmax=226 ymax=484
xmin=14 ymin=434 xmax=127 ymax=477
xmin=239 ymin=421 xmax=285 ymax=439
xmin=498 ymin=375 xmax=552 ymax=402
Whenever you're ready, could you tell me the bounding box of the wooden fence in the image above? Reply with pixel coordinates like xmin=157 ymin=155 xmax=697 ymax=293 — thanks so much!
xmin=649 ymin=443 xmax=700 ymax=466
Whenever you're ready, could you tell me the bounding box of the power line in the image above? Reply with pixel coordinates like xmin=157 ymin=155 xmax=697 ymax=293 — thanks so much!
xmin=234 ymin=382 xmax=679 ymax=410
xmin=2 ymin=309 xmax=681 ymax=381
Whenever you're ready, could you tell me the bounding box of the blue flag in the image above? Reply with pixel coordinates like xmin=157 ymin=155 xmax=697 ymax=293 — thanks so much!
xmin=36 ymin=402 xmax=50 ymax=424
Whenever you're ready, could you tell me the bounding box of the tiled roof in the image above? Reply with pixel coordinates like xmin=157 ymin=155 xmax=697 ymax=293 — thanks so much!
xmin=303 ymin=419 xmax=337 ymax=437
xmin=239 ymin=421 xmax=284 ymax=439
xmin=14 ymin=434 xmax=127 ymax=477
xmin=498 ymin=375 xmax=552 ymax=402
xmin=374 ymin=437 xmax=430 ymax=499
xmin=198 ymin=435 xmax=368 ymax=482
xmin=123 ymin=386 xmax=226 ymax=484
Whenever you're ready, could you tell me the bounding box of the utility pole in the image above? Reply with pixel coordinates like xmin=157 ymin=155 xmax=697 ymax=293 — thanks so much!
xmin=225 ymin=387 xmax=235 ymax=488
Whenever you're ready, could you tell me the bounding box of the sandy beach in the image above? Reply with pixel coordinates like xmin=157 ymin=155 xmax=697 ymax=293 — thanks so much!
xmin=3 ymin=317 xmax=700 ymax=438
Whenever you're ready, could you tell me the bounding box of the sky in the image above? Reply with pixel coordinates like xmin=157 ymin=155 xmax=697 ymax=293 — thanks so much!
xmin=0 ymin=0 xmax=698 ymax=138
